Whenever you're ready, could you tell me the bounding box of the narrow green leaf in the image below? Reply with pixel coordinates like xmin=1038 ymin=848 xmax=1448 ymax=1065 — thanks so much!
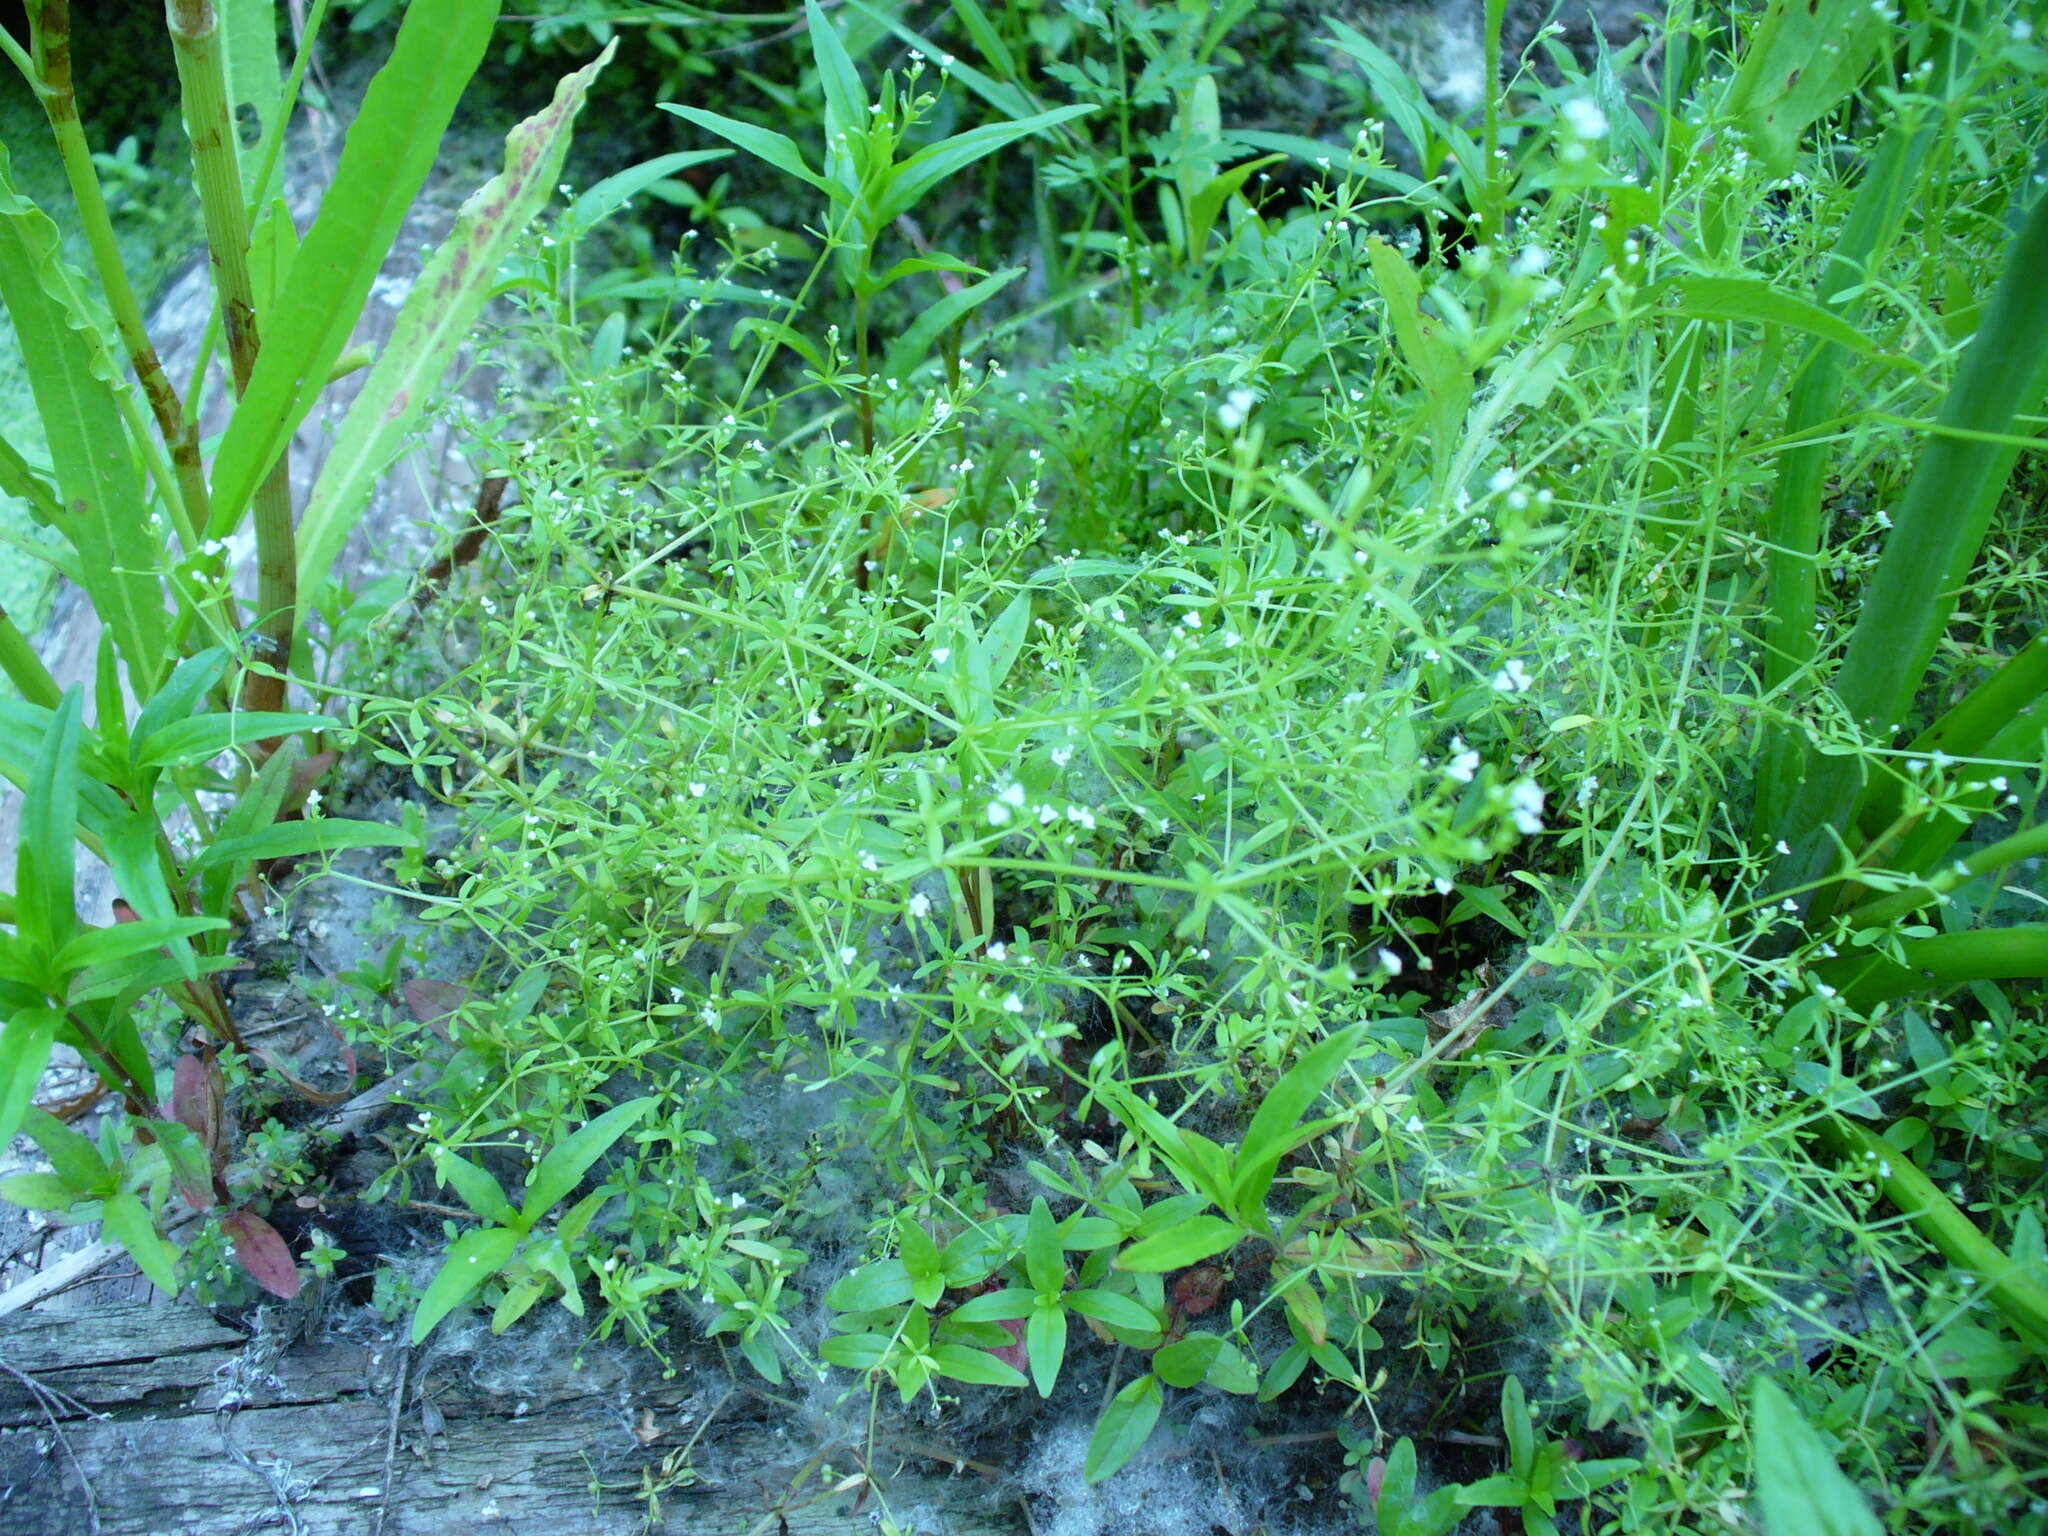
xmin=188 ymin=817 xmax=412 ymax=878
xmin=53 ymin=917 xmax=227 ymax=978
xmin=929 ymin=1343 xmax=1029 ymax=1389
xmin=1064 ymin=1288 xmax=1158 ymax=1333
xmin=222 ymin=0 xmax=284 ymax=198
xmin=0 ymin=1009 xmax=62 ymax=1149
xmin=0 ymin=1172 xmax=78 ymax=1211
xmin=0 ymin=148 xmax=168 ymax=687
xmin=434 ymin=1149 xmax=517 ymax=1227
xmin=879 ymin=264 xmax=1024 ymax=385
xmin=804 ymin=0 xmax=868 ymax=142
xmin=1084 ymin=1372 xmax=1162 ymax=1482
xmin=18 ymin=689 xmax=84 ymax=961
xmin=1026 ymin=1301 xmax=1066 ymax=1396
xmin=519 ymin=1096 xmax=652 ymax=1224
xmin=1114 ymin=1215 xmax=1242 ymax=1274
xmin=133 ymin=711 xmax=332 ymax=769
xmin=411 ymin=1225 xmax=521 ymax=1343
xmin=657 ymin=106 xmax=832 ymax=194
xmin=298 ymin=41 xmax=617 ymax=595
xmin=1751 ymin=1378 xmax=1883 ymax=1535
xmin=129 ymin=649 xmax=232 ymax=773
xmin=99 ymin=1190 xmax=181 ymax=1295
xmin=207 ymin=0 xmax=501 ymax=536
xmin=1652 ymin=276 xmax=1878 ymax=356
xmin=23 ymin=1108 xmax=111 ymax=1194
xmin=570 ymin=150 xmax=732 ymax=229
xmin=1231 ymin=1024 xmax=1366 ymax=1223
xmin=949 ymin=1287 xmax=1036 ymax=1322
xmin=880 ymin=105 xmax=1098 ymax=227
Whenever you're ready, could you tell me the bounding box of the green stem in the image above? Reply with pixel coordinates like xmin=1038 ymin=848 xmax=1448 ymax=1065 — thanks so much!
xmin=1841 ymin=820 xmax=2048 ymax=932
xmin=168 ymin=0 xmax=296 ymax=713
xmin=25 ymin=1 xmax=210 ymax=547
xmin=1815 ymin=923 xmax=2048 ymax=1013
xmin=1812 ymin=1115 xmax=2048 ymax=1345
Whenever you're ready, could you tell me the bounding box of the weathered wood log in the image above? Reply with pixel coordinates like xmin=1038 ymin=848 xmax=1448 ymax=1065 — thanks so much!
xmin=0 ymin=1304 xmax=1022 ymax=1535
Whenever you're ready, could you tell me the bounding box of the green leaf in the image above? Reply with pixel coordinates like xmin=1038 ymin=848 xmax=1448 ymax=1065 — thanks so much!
xmin=0 ymin=1171 xmax=79 ymax=1211
xmin=17 ymin=689 xmax=84 ymax=962
xmin=570 ymin=150 xmax=730 ymax=230
xmin=519 ymin=1096 xmax=652 ymax=1225
xmin=804 ymin=0 xmax=868 ymax=143
xmin=129 ymin=650 xmax=231 ymax=773
xmin=0 ymin=153 xmax=167 ymax=693
xmin=879 ymin=263 xmax=1024 ymax=385
xmin=878 ymin=105 xmax=1098 ymax=228
xmin=1064 ymin=1288 xmax=1158 ymax=1334
xmin=949 ymin=1287 xmax=1036 ymax=1322
xmin=1026 ymin=1301 xmax=1066 ymax=1396
xmin=23 ymin=1108 xmax=111 ymax=1194
xmin=207 ymin=0 xmax=502 ymax=537
xmin=132 ymin=711 xmax=333 ymax=769
xmin=1084 ymin=1372 xmax=1162 ymax=1482
xmin=1650 ymin=276 xmax=1878 ymax=357
xmin=187 ymin=817 xmax=414 ymax=878
xmin=821 ymin=1332 xmax=892 ymax=1371
xmin=1751 ymin=1378 xmax=1883 ymax=1535
xmin=930 ymin=1343 xmax=1028 ymax=1388
xmin=657 ymin=106 xmax=832 ymax=195
xmin=297 ymin=41 xmax=616 ymax=595
xmin=1024 ymin=1195 xmax=1063 ymax=1295
xmin=1114 ymin=1215 xmax=1242 ymax=1274
xmin=411 ymin=1225 xmax=521 ymax=1343
xmin=434 ymin=1149 xmax=517 ymax=1227
xmin=1154 ymin=1332 xmax=1224 ymax=1389
xmin=1230 ymin=1024 xmax=1367 ymax=1224
xmin=1720 ymin=0 xmax=1884 ymax=177
xmin=99 ymin=1190 xmax=181 ymax=1295
xmin=53 ymin=917 xmax=228 ymax=979
xmin=222 ymin=0 xmax=284 ymax=196
xmin=828 ymin=1257 xmax=916 ymax=1312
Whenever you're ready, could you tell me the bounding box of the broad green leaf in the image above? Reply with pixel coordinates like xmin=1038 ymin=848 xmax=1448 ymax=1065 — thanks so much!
xmin=879 ymin=104 xmax=1098 ymax=228
xmin=879 ymin=264 xmax=1024 ymax=384
xmin=828 ymin=1257 xmax=916 ymax=1312
xmin=1114 ymin=1215 xmax=1242 ymax=1274
xmin=657 ymin=106 xmax=832 ymax=195
xmin=949 ymin=1287 xmax=1036 ymax=1322
xmin=1751 ymin=1378 xmax=1883 ymax=1535
xmin=899 ymin=1219 xmax=944 ymax=1307
xmin=1024 ymin=1195 xmax=1063 ymax=1294
xmin=133 ymin=711 xmax=332 ymax=769
xmin=492 ymin=1277 xmax=546 ymax=1334
xmin=1721 ymin=0 xmax=1884 ymax=177
xmin=519 ymin=1096 xmax=652 ymax=1224
xmin=434 ymin=1149 xmax=517 ymax=1227
xmin=208 ymin=0 xmax=502 ymax=537
xmin=0 ymin=149 xmax=168 ymax=688
xmin=411 ymin=1225 xmax=521 ymax=1342
xmin=187 ymin=817 xmax=412 ymax=878
xmin=929 ymin=1343 xmax=1029 ymax=1388
xmin=129 ymin=649 xmax=232 ymax=773
xmin=99 ymin=1190 xmax=181 ymax=1295
xmin=821 ymin=1332 xmax=892 ymax=1370
xmin=1154 ymin=1332 xmax=1224 ymax=1389
xmin=1366 ymin=239 xmax=1472 ymax=480
xmin=1376 ymin=1437 xmax=1468 ymax=1536
xmin=297 ymin=41 xmax=617 ymax=595
xmin=1231 ymin=1024 xmax=1367 ymax=1224
xmin=1084 ymin=1372 xmax=1162 ymax=1482
xmin=18 ymin=690 xmax=84 ymax=961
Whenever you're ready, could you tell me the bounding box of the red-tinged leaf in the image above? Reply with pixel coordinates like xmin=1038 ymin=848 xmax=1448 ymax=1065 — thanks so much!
xmin=404 ymin=979 xmax=469 ymax=1041
xmin=1172 ymin=1265 xmax=1228 ymax=1318
xmin=111 ymin=900 xmax=139 ymax=923
xmin=172 ymin=1053 xmax=226 ymax=1160
xmin=223 ymin=1209 xmax=301 ymax=1298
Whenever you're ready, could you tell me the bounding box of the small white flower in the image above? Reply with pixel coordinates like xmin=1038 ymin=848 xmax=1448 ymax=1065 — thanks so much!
xmin=1446 ymin=738 xmax=1481 ymax=784
xmin=1492 ymin=658 xmax=1535 ymax=693
xmin=1509 ymin=779 xmax=1546 ymax=834
xmin=1379 ymin=948 xmax=1404 ymax=976
xmin=988 ymin=942 xmax=1008 ymax=961
xmin=1576 ymin=776 xmax=1598 ymax=808
xmin=1561 ymin=98 xmax=1609 ymax=138
xmin=687 ymin=782 xmax=707 ymax=798
xmin=838 ymin=945 xmax=859 ymax=967
xmin=908 ymin=891 xmax=932 ymax=919
xmin=1002 ymin=992 xmax=1025 ymax=1014
xmin=1216 ymin=387 xmax=1257 ymax=431
xmin=932 ymin=646 xmax=952 ymax=665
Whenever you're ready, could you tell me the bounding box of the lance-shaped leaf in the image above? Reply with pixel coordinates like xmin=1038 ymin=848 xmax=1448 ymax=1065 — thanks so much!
xmin=296 ymin=40 xmax=616 ymax=595
xmin=0 ymin=147 xmax=168 ymax=687
xmin=207 ymin=0 xmax=501 ymax=538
